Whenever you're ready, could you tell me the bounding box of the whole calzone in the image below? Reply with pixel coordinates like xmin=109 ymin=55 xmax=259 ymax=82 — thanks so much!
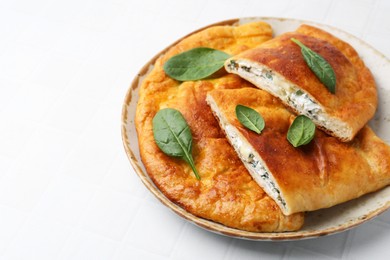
xmin=135 ymin=21 xmax=304 ymax=232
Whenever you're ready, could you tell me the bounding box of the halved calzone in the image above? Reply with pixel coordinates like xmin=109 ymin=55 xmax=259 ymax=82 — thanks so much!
xmin=206 ymin=87 xmax=390 ymax=215
xmin=224 ymin=24 xmax=377 ymax=142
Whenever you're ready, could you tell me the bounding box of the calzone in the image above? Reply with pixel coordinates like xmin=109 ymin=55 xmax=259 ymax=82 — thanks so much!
xmin=206 ymin=87 xmax=390 ymax=215
xmin=136 ymin=21 xmax=304 ymax=231
xmin=224 ymin=25 xmax=377 ymax=142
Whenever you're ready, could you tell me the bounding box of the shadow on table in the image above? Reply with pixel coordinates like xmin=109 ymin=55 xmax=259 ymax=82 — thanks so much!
xmin=226 ymin=214 xmax=390 ymax=259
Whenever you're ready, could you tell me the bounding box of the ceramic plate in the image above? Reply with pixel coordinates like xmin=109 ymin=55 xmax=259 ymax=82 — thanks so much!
xmin=121 ymin=17 xmax=390 ymax=240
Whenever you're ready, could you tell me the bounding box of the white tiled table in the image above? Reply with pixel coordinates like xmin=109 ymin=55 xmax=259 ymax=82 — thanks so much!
xmin=1 ymin=0 xmax=389 ymax=259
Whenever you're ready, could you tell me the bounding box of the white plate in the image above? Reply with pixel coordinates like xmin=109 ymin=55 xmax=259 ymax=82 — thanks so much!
xmin=121 ymin=17 xmax=390 ymax=240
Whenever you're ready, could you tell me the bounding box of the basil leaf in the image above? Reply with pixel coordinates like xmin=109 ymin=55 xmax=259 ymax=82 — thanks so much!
xmin=287 ymin=115 xmax=316 ymax=147
xmin=163 ymin=47 xmax=231 ymax=81
xmin=152 ymin=108 xmax=200 ymax=180
xmin=235 ymin=105 xmax=265 ymax=134
xmin=291 ymin=38 xmax=336 ymax=94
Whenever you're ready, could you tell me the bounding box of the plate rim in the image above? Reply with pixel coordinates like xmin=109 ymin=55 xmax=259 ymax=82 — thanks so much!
xmin=121 ymin=16 xmax=390 ymax=241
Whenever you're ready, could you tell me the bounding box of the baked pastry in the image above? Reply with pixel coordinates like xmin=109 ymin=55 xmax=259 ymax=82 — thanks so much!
xmin=224 ymin=25 xmax=377 ymax=142
xmin=206 ymin=87 xmax=390 ymax=215
xmin=135 ymin=21 xmax=304 ymax=231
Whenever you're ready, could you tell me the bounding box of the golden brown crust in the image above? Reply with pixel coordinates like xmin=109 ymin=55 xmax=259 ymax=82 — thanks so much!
xmin=228 ymin=24 xmax=377 ymax=141
xmin=207 ymin=87 xmax=390 ymax=214
xmin=135 ymin=21 xmax=304 ymax=232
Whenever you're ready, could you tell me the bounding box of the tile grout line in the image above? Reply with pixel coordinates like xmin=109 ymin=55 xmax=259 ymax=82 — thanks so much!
xmin=108 ymin=196 xmax=145 ymax=259
xmin=221 ymin=237 xmax=235 ymax=260
xmin=54 ymin=177 xmax=102 ymax=259
xmin=323 ymin=0 xmax=337 ymax=25
xmin=341 ymin=228 xmax=356 ymax=259
xmin=321 ymin=0 xmax=336 ymax=24
xmin=360 ymin=0 xmax=378 ymax=39
xmin=282 ymin=245 xmax=293 ymax=260
xmin=53 ymin=170 xmax=109 ymax=258
xmin=166 ymin=219 xmax=189 ymax=259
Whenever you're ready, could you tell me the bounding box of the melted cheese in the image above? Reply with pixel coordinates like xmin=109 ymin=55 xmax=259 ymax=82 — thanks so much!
xmin=232 ymin=61 xmax=324 ymax=116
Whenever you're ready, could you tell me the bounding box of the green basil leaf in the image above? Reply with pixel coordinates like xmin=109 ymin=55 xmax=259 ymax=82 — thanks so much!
xmin=152 ymin=108 xmax=200 ymax=180
xmin=163 ymin=47 xmax=231 ymax=81
xmin=291 ymin=38 xmax=336 ymax=94
xmin=235 ymin=105 xmax=265 ymax=134
xmin=287 ymin=115 xmax=316 ymax=147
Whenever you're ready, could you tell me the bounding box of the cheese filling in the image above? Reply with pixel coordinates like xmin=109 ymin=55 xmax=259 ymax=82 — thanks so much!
xmin=206 ymin=93 xmax=289 ymax=210
xmin=224 ymin=125 xmax=286 ymax=208
xmin=228 ymin=60 xmax=327 ymax=123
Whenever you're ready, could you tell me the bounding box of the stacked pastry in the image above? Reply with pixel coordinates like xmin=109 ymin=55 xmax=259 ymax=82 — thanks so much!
xmin=135 ymin=20 xmax=390 ymax=232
